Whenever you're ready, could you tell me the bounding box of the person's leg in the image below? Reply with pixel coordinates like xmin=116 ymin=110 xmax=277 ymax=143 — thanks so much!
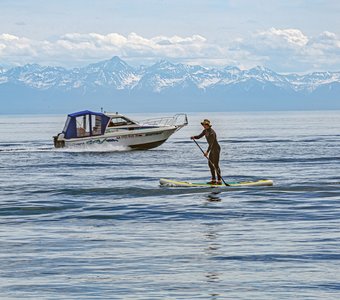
xmin=215 ymin=151 xmax=221 ymax=181
xmin=208 ymin=160 xmax=216 ymax=182
xmin=210 ymin=149 xmax=221 ymax=182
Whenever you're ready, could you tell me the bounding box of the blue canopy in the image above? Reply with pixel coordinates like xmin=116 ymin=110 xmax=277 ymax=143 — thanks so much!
xmin=68 ymin=110 xmax=107 ymax=118
xmin=63 ymin=110 xmax=110 ymax=139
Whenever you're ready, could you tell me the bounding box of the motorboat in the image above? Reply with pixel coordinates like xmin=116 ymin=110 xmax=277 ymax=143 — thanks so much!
xmin=53 ymin=110 xmax=188 ymax=150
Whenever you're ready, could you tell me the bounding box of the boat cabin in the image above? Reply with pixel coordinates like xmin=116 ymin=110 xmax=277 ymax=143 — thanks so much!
xmin=62 ymin=110 xmax=110 ymax=139
xmin=61 ymin=111 xmax=140 ymax=139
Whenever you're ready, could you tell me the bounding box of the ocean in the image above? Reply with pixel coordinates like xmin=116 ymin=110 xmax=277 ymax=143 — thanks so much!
xmin=0 ymin=111 xmax=340 ymax=299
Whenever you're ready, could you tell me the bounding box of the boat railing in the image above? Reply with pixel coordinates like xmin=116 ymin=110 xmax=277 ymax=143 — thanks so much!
xmin=138 ymin=113 xmax=188 ymax=129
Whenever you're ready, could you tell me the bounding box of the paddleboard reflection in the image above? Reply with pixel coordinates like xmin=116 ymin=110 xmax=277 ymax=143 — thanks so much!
xmin=205 ymin=191 xmax=222 ymax=202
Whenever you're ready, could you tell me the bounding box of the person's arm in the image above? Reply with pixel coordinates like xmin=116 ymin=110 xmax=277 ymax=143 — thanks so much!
xmin=191 ymin=130 xmax=205 ymax=140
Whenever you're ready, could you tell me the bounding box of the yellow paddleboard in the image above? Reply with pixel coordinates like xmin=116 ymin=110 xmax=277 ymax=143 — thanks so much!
xmin=159 ymin=178 xmax=274 ymax=187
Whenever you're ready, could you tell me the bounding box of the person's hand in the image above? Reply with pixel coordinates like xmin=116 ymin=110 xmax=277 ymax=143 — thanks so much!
xmin=190 ymin=136 xmax=195 ymax=140
xmin=204 ymin=151 xmax=208 ymax=157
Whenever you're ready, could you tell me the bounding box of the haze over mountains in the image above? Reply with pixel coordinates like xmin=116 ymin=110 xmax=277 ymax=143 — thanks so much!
xmin=1 ymin=56 xmax=339 ymax=114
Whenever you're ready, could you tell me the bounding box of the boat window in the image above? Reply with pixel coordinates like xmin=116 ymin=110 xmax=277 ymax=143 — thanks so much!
xmin=92 ymin=115 xmax=102 ymax=136
xmin=76 ymin=115 xmax=89 ymax=137
xmin=75 ymin=114 xmax=103 ymax=137
xmin=108 ymin=117 xmax=134 ymax=127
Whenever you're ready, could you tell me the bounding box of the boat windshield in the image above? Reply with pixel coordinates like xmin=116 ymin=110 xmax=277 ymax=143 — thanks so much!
xmin=108 ymin=116 xmax=135 ymax=127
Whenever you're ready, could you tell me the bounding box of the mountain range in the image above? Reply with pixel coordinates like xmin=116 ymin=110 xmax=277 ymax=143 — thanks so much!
xmin=1 ymin=56 xmax=340 ymax=113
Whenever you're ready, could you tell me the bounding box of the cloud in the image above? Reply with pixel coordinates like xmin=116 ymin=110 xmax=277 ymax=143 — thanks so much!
xmin=235 ymin=28 xmax=340 ymax=72
xmin=257 ymin=28 xmax=309 ymax=48
xmin=0 ymin=33 xmax=19 ymax=41
xmin=0 ymin=32 xmax=213 ymax=67
xmin=0 ymin=29 xmax=340 ymax=72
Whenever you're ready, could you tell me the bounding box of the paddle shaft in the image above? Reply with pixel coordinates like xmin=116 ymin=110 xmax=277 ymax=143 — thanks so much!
xmin=192 ymin=139 xmax=230 ymax=186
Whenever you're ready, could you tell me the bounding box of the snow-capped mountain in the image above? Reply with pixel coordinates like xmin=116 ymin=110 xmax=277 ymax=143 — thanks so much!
xmin=2 ymin=56 xmax=339 ymax=93
xmin=1 ymin=56 xmax=339 ymax=113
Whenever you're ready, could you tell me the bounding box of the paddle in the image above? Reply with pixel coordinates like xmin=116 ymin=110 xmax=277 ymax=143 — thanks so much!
xmin=192 ymin=139 xmax=230 ymax=186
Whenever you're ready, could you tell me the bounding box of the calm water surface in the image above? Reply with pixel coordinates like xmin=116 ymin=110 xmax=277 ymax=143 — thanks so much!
xmin=0 ymin=111 xmax=340 ymax=299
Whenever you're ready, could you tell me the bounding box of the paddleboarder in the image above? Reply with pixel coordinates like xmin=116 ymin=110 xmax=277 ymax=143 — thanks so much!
xmin=191 ymin=119 xmax=222 ymax=185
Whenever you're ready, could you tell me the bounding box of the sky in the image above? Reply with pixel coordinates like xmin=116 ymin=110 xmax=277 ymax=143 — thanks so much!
xmin=0 ymin=0 xmax=340 ymax=73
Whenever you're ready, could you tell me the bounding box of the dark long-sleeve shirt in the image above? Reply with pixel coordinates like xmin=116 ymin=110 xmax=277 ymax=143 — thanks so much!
xmin=194 ymin=127 xmax=220 ymax=153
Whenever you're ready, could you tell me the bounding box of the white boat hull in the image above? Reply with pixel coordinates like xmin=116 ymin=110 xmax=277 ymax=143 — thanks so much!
xmin=63 ymin=127 xmax=177 ymax=149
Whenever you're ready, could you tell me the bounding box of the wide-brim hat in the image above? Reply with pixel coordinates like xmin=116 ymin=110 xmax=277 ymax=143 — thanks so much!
xmin=201 ymin=119 xmax=211 ymax=127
